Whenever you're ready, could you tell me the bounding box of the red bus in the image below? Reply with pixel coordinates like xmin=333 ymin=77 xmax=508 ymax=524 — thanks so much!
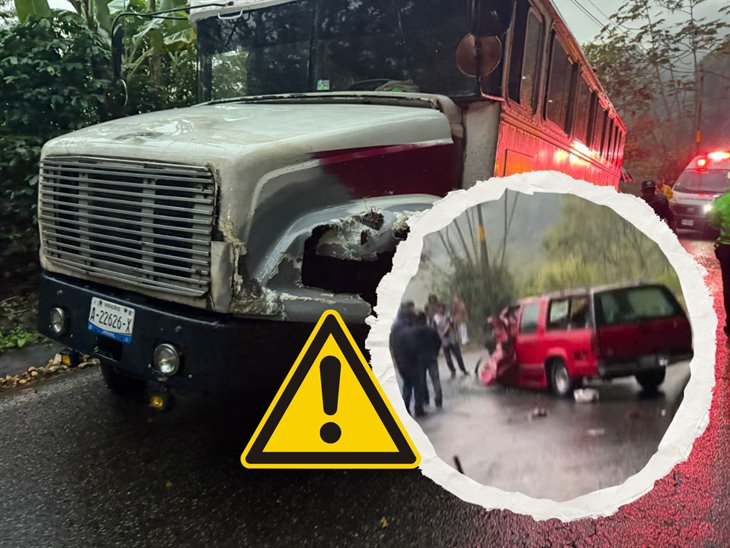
xmin=491 ymin=0 xmax=626 ymax=184
xmin=37 ymin=0 xmax=627 ymax=403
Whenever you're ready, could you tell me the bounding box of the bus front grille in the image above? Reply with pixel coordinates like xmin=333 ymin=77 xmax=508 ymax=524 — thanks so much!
xmin=39 ymin=156 xmax=215 ymax=297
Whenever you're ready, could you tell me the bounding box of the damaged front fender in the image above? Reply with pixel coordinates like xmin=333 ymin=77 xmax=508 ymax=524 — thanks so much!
xmin=230 ymin=195 xmax=438 ymax=323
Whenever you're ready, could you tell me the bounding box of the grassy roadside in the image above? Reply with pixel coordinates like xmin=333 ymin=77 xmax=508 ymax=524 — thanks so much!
xmin=0 ymin=290 xmax=47 ymax=353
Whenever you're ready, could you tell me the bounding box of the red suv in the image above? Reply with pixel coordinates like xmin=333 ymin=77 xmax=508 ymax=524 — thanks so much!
xmin=500 ymin=283 xmax=693 ymax=397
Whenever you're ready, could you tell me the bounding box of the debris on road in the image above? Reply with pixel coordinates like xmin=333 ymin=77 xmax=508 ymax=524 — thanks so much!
xmin=0 ymin=353 xmax=98 ymax=393
xmin=530 ymin=407 xmax=548 ymax=419
xmin=626 ymin=409 xmax=643 ymax=420
xmin=453 ymin=455 xmax=464 ymax=474
xmin=574 ymin=388 xmax=600 ymax=403
xmin=379 ymin=516 xmax=389 ymax=529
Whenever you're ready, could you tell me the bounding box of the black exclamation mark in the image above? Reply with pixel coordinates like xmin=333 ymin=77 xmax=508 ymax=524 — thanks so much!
xmin=319 ymin=356 xmax=342 ymax=444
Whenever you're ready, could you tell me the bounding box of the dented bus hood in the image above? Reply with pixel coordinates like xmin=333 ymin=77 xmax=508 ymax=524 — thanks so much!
xmin=40 ymin=94 xmax=462 ymax=322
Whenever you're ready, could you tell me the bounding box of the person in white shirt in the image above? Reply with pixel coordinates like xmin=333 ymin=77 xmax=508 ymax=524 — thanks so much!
xmin=433 ymin=303 xmax=468 ymax=378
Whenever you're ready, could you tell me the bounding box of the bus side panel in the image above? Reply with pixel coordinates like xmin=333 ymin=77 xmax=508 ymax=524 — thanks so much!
xmin=494 ymin=111 xmax=621 ymax=188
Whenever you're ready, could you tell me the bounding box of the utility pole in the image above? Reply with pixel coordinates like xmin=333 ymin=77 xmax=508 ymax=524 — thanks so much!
xmin=695 ymin=63 xmax=704 ymax=156
xmin=476 ymin=205 xmax=489 ymax=269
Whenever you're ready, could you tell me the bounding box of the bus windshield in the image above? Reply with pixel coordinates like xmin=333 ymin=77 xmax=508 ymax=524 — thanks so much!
xmin=674 ymin=169 xmax=730 ymax=194
xmin=197 ymin=0 xmax=476 ymax=101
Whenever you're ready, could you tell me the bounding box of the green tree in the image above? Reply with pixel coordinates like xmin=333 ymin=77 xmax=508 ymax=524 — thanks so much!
xmin=0 ymin=12 xmax=111 ymax=284
xmin=585 ymin=0 xmax=728 ymax=180
xmin=426 ymin=195 xmax=521 ymax=336
xmin=528 ymin=196 xmax=682 ymax=301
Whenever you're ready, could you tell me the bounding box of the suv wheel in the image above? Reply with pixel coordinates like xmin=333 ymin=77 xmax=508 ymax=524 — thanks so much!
xmin=635 ymin=368 xmax=666 ymax=393
xmin=548 ymin=359 xmax=574 ymax=398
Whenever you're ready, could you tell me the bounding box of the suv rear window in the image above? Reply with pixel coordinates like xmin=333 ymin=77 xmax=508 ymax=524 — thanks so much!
xmin=594 ymin=286 xmax=681 ymax=326
xmin=674 ymin=169 xmax=730 ymax=193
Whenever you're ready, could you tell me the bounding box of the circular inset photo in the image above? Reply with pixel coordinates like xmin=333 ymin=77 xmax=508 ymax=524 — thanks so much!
xmin=367 ymin=173 xmax=713 ymax=520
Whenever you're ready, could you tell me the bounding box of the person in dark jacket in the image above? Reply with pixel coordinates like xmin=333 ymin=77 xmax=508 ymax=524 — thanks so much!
xmin=393 ymin=309 xmax=426 ymax=417
xmin=412 ymin=311 xmax=443 ymax=408
xmin=640 ymin=180 xmax=675 ymax=230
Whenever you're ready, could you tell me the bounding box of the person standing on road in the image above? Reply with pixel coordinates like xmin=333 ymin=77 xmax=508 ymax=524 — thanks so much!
xmin=434 ymin=303 xmax=468 ymax=378
xmin=708 ymin=190 xmax=730 ymax=339
xmin=390 ymin=301 xmax=414 ymax=384
xmin=640 ymin=180 xmax=675 ymax=230
xmin=657 ymin=176 xmax=674 ymax=201
xmin=395 ymin=309 xmax=426 ymax=417
xmin=425 ymin=294 xmax=439 ymax=328
xmin=409 ymin=311 xmax=443 ymax=409
xmin=452 ymin=295 xmax=469 ymax=346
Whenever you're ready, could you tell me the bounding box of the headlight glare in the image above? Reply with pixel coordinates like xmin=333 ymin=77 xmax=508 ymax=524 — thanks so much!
xmin=50 ymin=307 xmax=67 ymax=335
xmin=153 ymin=343 xmax=180 ymax=376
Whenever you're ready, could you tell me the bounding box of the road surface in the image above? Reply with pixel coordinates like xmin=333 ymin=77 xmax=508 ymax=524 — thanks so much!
xmin=417 ymin=354 xmax=689 ymax=501
xmin=0 ymin=235 xmax=727 ymax=546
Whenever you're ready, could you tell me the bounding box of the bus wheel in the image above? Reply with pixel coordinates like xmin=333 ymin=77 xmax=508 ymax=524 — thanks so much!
xmin=635 ymin=368 xmax=666 ymax=393
xmin=548 ymin=359 xmax=574 ymax=398
xmin=100 ymin=362 xmax=146 ymax=398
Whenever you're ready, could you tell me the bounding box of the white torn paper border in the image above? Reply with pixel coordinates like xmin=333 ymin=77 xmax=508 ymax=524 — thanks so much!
xmin=365 ymin=170 xmax=715 ymax=522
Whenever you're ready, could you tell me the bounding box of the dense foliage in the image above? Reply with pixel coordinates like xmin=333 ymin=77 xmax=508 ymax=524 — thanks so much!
xmin=526 ymin=196 xmax=683 ymax=302
xmin=584 ymin=0 xmax=729 ymax=181
xmin=0 ymin=3 xmax=197 ymax=291
xmin=0 ymin=12 xmax=111 ymax=287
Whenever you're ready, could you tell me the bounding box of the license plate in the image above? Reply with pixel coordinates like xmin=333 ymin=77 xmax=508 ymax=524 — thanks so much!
xmin=88 ymin=297 xmax=135 ymax=344
xmin=681 ymin=219 xmax=694 ymax=227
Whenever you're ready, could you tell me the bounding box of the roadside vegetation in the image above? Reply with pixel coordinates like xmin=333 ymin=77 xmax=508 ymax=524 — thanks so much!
xmin=583 ymin=0 xmax=730 ymax=181
xmin=0 ymin=0 xmax=198 ymax=352
xmin=423 ymin=194 xmax=683 ymax=341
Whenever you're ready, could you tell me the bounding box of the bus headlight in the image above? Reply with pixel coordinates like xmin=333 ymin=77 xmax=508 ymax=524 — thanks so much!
xmin=50 ymin=307 xmax=68 ymax=335
xmin=704 ymin=203 xmax=713 ymax=213
xmin=153 ymin=343 xmax=180 ymax=376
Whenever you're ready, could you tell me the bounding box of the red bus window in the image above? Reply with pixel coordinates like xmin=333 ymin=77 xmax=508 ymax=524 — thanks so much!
xmin=546 ymin=35 xmax=572 ymax=132
xmin=521 ymin=12 xmax=543 ymax=110
xmin=586 ymin=92 xmax=597 ymax=145
xmin=508 ymin=5 xmax=544 ymax=112
xmin=572 ymin=77 xmax=591 ymax=144
xmin=593 ymin=108 xmax=606 ymax=153
xmin=603 ymin=116 xmax=613 ymax=159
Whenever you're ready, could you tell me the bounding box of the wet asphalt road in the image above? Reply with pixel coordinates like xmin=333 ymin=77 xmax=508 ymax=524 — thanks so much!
xmin=1 ymin=235 xmax=729 ymax=546
xmin=418 ymin=356 xmax=689 ymax=501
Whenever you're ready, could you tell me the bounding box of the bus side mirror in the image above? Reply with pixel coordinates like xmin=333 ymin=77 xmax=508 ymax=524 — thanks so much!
xmin=475 ymin=0 xmax=512 ymax=37
xmin=112 ymin=26 xmax=124 ymax=81
xmin=455 ymin=34 xmax=502 ymax=77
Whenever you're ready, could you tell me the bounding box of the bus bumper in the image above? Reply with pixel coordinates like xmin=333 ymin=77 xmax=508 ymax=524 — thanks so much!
xmin=37 ymin=271 xmax=368 ymax=395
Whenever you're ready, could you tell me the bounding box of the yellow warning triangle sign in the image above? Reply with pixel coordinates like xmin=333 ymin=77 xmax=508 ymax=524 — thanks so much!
xmin=241 ymin=310 xmax=420 ymax=469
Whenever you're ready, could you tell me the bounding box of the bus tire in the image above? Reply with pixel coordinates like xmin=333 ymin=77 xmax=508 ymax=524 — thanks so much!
xmin=635 ymin=368 xmax=666 ymax=393
xmin=547 ymin=359 xmax=574 ymax=398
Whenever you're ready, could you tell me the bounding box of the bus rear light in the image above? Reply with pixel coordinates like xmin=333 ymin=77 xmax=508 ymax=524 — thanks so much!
xmin=708 ymin=151 xmax=730 ymax=161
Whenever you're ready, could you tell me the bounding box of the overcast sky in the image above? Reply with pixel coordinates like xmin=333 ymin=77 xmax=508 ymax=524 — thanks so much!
xmin=553 ymin=0 xmax=730 ymax=45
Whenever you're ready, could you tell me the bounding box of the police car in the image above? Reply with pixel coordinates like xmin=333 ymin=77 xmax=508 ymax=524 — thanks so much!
xmin=671 ymin=151 xmax=730 ymax=234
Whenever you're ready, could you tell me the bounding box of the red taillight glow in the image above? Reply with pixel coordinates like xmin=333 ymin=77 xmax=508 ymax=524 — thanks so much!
xmin=708 ymin=151 xmax=730 ymax=161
